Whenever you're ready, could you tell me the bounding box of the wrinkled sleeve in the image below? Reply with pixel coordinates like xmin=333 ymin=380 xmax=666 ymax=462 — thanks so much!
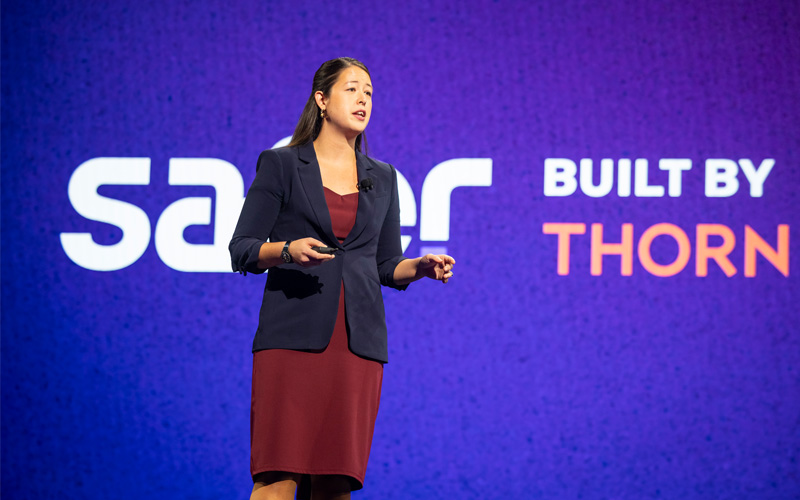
xmin=228 ymin=150 xmax=284 ymax=275
xmin=376 ymin=164 xmax=408 ymax=290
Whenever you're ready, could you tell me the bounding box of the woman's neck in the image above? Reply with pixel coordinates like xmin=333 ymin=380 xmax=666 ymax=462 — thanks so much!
xmin=313 ymin=127 xmax=357 ymax=160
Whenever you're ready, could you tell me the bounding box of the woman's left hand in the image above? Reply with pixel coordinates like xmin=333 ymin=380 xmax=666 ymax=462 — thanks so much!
xmin=417 ymin=254 xmax=456 ymax=283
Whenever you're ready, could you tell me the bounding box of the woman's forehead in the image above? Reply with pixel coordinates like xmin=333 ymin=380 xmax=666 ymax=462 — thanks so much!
xmin=337 ymin=67 xmax=371 ymax=86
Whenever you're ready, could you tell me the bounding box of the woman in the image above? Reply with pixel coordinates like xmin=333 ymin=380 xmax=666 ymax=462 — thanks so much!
xmin=229 ymin=57 xmax=455 ymax=500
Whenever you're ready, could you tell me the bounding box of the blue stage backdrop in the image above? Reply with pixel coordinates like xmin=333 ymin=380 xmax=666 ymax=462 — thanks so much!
xmin=3 ymin=1 xmax=799 ymax=498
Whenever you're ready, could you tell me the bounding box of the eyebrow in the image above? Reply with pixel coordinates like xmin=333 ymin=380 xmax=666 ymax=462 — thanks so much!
xmin=346 ymin=80 xmax=373 ymax=88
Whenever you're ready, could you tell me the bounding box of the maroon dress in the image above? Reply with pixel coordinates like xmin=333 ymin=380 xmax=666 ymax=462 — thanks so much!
xmin=250 ymin=187 xmax=383 ymax=497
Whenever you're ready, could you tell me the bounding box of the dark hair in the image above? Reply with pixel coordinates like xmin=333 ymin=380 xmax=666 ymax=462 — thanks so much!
xmin=288 ymin=57 xmax=370 ymax=153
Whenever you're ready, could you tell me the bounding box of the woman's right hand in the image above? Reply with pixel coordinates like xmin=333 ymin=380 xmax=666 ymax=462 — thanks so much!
xmin=289 ymin=238 xmax=336 ymax=267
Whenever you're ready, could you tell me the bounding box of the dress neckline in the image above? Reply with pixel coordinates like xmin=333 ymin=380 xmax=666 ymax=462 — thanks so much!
xmin=323 ymin=186 xmax=359 ymax=197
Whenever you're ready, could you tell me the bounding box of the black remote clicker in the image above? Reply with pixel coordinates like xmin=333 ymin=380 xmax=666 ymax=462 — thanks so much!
xmin=311 ymin=246 xmax=337 ymax=254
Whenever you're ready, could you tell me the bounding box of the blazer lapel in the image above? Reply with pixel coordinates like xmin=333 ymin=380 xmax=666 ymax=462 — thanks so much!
xmin=343 ymin=151 xmax=374 ymax=245
xmin=296 ymin=143 xmax=339 ymax=248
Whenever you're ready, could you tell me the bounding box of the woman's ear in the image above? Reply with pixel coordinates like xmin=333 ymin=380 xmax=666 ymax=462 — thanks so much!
xmin=314 ymin=91 xmax=326 ymax=111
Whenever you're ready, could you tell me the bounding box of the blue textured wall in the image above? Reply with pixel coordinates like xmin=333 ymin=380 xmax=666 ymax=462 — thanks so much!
xmin=2 ymin=0 xmax=799 ymax=498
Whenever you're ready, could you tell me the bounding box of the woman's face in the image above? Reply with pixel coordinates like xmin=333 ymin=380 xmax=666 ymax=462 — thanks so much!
xmin=317 ymin=66 xmax=372 ymax=139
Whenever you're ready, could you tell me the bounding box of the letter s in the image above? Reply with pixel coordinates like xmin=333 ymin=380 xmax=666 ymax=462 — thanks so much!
xmin=60 ymin=158 xmax=152 ymax=271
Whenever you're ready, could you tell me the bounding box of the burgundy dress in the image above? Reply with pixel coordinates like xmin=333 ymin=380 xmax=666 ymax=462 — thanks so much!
xmin=250 ymin=187 xmax=383 ymax=497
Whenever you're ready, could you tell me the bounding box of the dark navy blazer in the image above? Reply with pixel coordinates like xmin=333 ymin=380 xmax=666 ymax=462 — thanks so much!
xmin=229 ymin=142 xmax=407 ymax=363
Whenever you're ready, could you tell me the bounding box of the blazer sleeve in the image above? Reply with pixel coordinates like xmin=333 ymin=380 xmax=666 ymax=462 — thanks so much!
xmin=228 ymin=150 xmax=284 ymax=275
xmin=376 ymin=164 xmax=408 ymax=290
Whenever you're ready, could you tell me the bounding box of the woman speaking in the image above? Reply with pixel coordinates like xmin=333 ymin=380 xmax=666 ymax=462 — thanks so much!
xmin=229 ymin=57 xmax=455 ymax=500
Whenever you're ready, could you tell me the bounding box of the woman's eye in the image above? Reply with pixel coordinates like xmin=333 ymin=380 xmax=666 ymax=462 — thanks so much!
xmin=365 ymin=92 xmax=372 ymax=97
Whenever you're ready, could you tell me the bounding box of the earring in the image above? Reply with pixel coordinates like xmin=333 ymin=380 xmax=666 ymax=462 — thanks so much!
xmin=320 ymin=109 xmax=326 ymax=118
